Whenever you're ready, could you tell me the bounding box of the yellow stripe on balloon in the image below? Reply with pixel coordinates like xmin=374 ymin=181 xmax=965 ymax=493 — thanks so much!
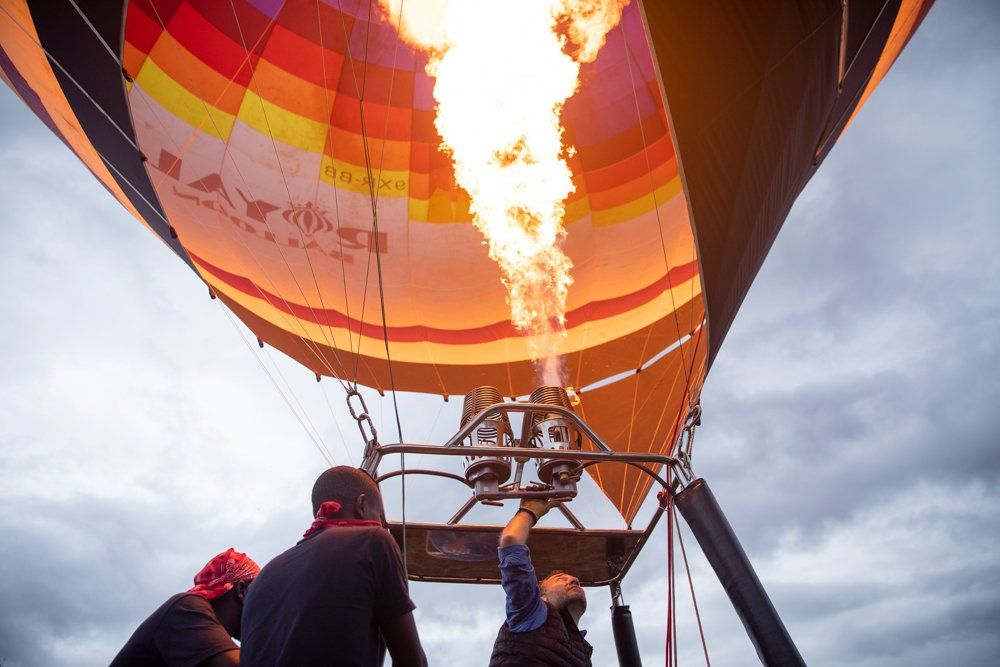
xmin=589 ymin=175 xmax=683 ymax=227
xmin=136 ymin=59 xmax=235 ymax=140
xmin=319 ymin=154 xmax=411 ymax=198
xmin=237 ymin=90 xmax=328 ymax=154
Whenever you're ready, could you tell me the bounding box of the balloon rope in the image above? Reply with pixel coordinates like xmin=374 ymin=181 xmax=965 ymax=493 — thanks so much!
xmin=672 ymin=510 xmax=679 ymax=666
xmin=314 ymin=0 xmax=359 ymax=369
xmin=675 ymin=505 xmax=712 ymax=666
xmin=148 ymin=0 xmax=379 ymax=471
xmin=261 ymin=344 xmax=338 ymax=463
xmin=620 ymin=321 xmax=706 ymax=520
xmin=224 ymin=0 xmax=359 ymax=388
xmin=333 ymin=0 xmax=380 ymax=388
xmin=666 ymin=489 xmax=675 ymax=666
xmin=336 ymin=0 xmax=409 ymax=571
xmin=0 ymin=4 xmax=139 ymax=150
xmin=219 ymin=302 xmax=336 ymax=466
xmin=615 ymin=3 xmax=692 ymax=391
xmin=144 ymin=0 xmax=359 ymax=389
xmin=320 ymin=381 xmax=357 ymax=466
xmin=617 ymin=1 xmax=702 ymax=523
xmin=18 ymin=0 xmax=348 ymax=464
xmin=364 ymin=0 xmax=409 ymax=575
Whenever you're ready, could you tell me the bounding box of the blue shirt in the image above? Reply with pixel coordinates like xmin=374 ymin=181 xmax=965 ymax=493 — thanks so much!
xmin=498 ymin=545 xmax=590 ymax=636
xmin=498 ymin=544 xmax=549 ymax=632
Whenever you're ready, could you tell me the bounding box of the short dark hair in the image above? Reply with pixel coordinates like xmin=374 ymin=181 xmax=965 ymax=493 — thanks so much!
xmin=311 ymin=466 xmax=383 ymax=516
xmin=542 ymin=569 xmax=570 ymax=583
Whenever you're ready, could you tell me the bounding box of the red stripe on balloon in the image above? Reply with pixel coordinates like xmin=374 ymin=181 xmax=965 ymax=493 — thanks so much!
xmin=188 ymin=250 xmax=699 ymax=346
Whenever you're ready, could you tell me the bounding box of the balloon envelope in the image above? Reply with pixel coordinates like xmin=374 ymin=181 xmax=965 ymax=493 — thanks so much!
xmin=0 ymin=0 xmax=933 ymax=519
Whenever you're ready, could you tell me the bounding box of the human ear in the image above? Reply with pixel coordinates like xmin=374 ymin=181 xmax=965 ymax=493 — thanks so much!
xmin=355 ymin=493 xmax=367 ymax=518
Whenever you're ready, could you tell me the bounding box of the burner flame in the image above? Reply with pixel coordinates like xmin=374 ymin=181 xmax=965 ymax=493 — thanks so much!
xmin=380 ymin=0 xmax=627 ymax=381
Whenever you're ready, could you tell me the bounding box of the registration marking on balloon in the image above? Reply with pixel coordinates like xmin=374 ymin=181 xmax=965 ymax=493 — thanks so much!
xmin=145 ymin=148 xmax=387 ymax=266
xmin=381 ymin=0 xmax=628 ymax=384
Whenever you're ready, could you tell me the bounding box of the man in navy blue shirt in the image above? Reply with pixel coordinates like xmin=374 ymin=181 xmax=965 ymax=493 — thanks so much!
xmin=240 ymin=466 xmax=427 ymax=667
xmin=489 ymin=500 xmax=593 ymax=666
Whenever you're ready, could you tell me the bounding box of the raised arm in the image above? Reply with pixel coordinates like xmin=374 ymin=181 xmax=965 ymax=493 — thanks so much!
xmin=499 ymin=499 xmax=556 ymax=547
xmin=497 ymin=500 xmax=560 ymax=632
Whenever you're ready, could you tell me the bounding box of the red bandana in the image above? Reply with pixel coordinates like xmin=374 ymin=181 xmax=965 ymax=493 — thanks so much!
xmin=303 ymin=501 xmax=381 ymax=538
xmin=188 ymin=548 xmax=260 ymax=601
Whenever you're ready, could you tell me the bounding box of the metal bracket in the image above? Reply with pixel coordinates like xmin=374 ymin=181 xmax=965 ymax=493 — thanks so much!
xmin=610 ymin=580 xmax=625 ymax=607
xmin=345 ymin=387 xmax=380 ymax=457
xmin=676 ymin=402 xmax=702 ymax=483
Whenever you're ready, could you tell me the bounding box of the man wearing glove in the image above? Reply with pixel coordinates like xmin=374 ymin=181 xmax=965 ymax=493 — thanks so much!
xmin=488 ymin=499 xmax=593 ymax=666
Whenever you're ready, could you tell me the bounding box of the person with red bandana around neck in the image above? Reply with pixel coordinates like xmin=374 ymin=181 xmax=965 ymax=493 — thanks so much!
xmin=489 ymin=499 xmax=593 ymax=667
xmin=110 ymin=548 xmax=260 ymax=667
xmin=239 ymin=466 xmax=427 ymax=667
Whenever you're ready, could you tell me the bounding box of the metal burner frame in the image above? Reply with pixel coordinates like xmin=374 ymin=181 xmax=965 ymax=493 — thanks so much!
xmin=361 ymin=400 xmax=681 ymax=587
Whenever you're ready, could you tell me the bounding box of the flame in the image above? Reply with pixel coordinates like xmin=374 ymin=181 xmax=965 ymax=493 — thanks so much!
xmin=381 ymin=0 xmax=627 ymax=380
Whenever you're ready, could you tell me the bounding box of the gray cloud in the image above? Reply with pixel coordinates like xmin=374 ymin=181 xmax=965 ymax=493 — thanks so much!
xmin=1 ymin=2 xmax=999 ymax=666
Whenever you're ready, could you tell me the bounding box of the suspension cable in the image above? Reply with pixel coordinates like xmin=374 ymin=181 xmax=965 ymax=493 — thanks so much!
xmin=665 ymin=485 xmax=676 ymax=666
xmin=616 ymin=2 xmax=692 ymax=388
xmin=218 ymin=302 xmax=335 ymax=465
xmin=674 ymin=505 xmax=712 ymax=666
xmin=221 ymin=0 xmax=357 ymax=387
xmin=54 ymin=0 xmax=364 ymax=465
xmin=330 ymin=0 xmax=410 ymax=570
xmin=359 ymin=0 xmax=409 ymax=575
xmin=23 ymin=0 xmax=384 ymax=470
xmin=142 ymin=0 xmax=358 ymax=392
xmin=261 ymin=344 xmax=337 ymax=462
xmin=313 ymin=0 xmax=359 ymax=369
xmin=320 ymin=380 xmax=356 ymax=466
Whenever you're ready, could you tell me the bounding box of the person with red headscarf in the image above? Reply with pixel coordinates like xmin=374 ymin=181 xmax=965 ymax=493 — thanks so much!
xmin=110 ymin=548 xmax=260 ymax=667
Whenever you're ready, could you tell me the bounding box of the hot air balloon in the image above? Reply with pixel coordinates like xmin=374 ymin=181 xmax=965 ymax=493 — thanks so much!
xmin=0 ymin=0 xmax=934 ymax=663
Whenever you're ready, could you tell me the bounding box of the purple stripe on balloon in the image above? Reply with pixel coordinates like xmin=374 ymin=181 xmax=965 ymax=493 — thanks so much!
xmin=0 ymin=44 xmax=70 ymax=149
xmin=321 ymin=0 xmax=366 ymax=20
xmin=345 ymin=14 xmax=419 ymax=70
xmin=413 ymin=68 xmax=435 ymax=110
xmin=565 ymin=17 xmax=662 ymax=145
xmin=621 ymin=2 xmax=657 ymax=81
xmin=245 ymin=0 xmax=284 ymax=19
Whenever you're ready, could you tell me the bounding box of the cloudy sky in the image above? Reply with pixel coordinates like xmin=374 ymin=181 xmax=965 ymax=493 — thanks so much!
xmin=1 ymin=2 xmax=998 ymax=665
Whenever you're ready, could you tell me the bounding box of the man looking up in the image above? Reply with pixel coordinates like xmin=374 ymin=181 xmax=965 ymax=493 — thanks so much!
xmin=489 ymin=500 xmax=593 ymax=667
xmin=240 ymin=466 xmax=427 ymax=667
xmin=110 ymin=548 xmax=260 ymax=666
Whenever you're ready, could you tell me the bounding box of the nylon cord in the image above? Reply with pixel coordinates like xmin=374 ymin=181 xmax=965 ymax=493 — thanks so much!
xmin=674 ymin=505 xmax=712 ymax=666
xmin=224 ymin=0 xmax=358 ymax=387
xmin=144 ymin=0 xmax=358 ymax=389
xmin=314 ymin=0 xmax=360 ymax=369
xmin=363 ymin=0 xmax=409 ymax=575
xmin=54 ymin=1 xmax=356 ymax=463
xmin=616 ymin=3 xmax=692 ymax=389
xmin=219 ymin=302 xmax=335 ymax=465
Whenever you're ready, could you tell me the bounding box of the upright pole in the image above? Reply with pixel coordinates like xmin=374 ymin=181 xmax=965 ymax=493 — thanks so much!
xmin=610 ymin=583 xmax=642 ymax=667
xmin=675 ymin=478 xmax=806 ymax=667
